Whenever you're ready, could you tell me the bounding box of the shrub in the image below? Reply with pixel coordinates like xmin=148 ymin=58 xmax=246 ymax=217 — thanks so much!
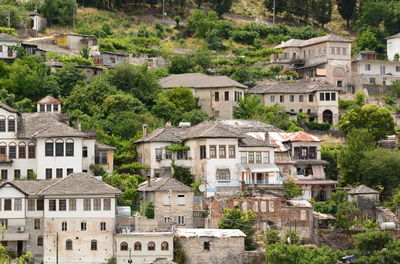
xmin=305 ymin=122 xmax=331 ymax=131
xmin=232 ymin=30 xmax=259 ymax=45
xmin=144 ymin=201 xmax=155 ymax=219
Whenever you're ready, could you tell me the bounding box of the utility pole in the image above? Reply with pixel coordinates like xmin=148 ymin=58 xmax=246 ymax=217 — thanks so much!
xmin=73 ymin=0 xmax=77 ymax=31
xmin=273 ymin=0 xmax=276 ymax=26
xmin=162 ymin=0 xmax=165 ymax=20
xmin=128 ymin=248 xmax=132 ymax=264
xmin=56 ymin=232 xmax=59 ymax=264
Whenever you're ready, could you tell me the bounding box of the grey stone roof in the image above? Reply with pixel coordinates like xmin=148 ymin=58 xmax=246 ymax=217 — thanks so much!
xmin=18 ymin=113 xmax=89 ymax=139
xmin=152 ymin=259 xmax=177 ymax=264
xmin=217 ymin=119 xmax=282 ymax=134
xmin=159 ymin=73 xmax=247 ymax=89
xmin=138 ymin=177 xmax=193 ymax=192
xmin=0 ymin=33 xmax=19 ymax=42
xmin=37 ymin=95 xmax=61 ymax=105
xmin=239 ymin=134 xmax=275 ymax=147
xmin=349 ymin=185 xmax=379 ymax=195
xmin=250 ymin=81 xmax=342 ymax=94
xmin=386 ymin=33 xmax=400 ymax=40
xmin=274 ymin=34 xmax=352 ymax=49
xmin=1 ymin=180 xmax=59 ymax=196
xmin=95 ymin=142 xmax=117 ymax=151
xmin=182 ymin=120 xmax=243 ymax=140
xmin=135 ymin=127 xmax=187 ymax=143
xmin=0 ymin=103 xmax=19 ymax=114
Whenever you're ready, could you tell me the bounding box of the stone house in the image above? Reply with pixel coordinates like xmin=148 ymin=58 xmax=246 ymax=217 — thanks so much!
xmin=0 ymin=172 xmax=121 ymax=263
xmin=348 ymin=185 xmax=380 ymax=220
xmin=54 ymin=33 xmax=98 ymax=51
xmin=386 ymin=32 xmax=400 ymax=61
xmin=271 ymin=34 xmax=352 ymax=91
xmin=207 ymin=197 xmax=314 ymax=241
xmin=114 ymin=231 xmax=174 ymax=264
xmin=250 ymin=80 xmax=341 ymax=124
xmin=93 ymin=51 xmax=131 ymax=67
xmin=175 ymin=228 xmax=246 ymax=264
xmin=159 ymin=73 xmax=247 ymax=120
xmin=137 ymin=178 xmax=194 ymax=230
xmin=28 ymin=11 xmax=47 ymax=32
xmin=0 ymin=33 xmax=19 ymax=60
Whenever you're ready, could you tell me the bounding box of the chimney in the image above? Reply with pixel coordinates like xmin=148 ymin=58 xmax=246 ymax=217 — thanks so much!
xmin=265 ymin=132 xmax=270 ymax=143
xmin=77 ymin=120 xmax=82 ymax=131
xmin=143 ymin=124 xmax=148 ymax=137
xmin=147 ymin=175 xmax=151 ymax=187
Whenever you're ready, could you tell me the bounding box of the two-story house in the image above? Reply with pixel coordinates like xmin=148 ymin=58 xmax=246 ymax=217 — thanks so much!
xmin=272 ymin=34 xmax=352 ymax=91
xmin=0 ymin=96 xmax=115 ymax=180
xmin=250 ymin=80 xmax=341 ymax=124
xmin=159 ymin=73 xmax=247 ymax=120
xmin=0 ymin=172 xmax=121 ymax=263
xmin=0 ymin=33 xmax=19 ymax=60
xmin=135 ymin=120 xmax=281 ymax=197
xmin=386 ymin=32 xmax=400 ymax=61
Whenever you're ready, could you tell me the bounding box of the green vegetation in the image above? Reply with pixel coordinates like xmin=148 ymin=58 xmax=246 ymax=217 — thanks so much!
xmin=144 ymin=201 xmax=155 ymax=219
xmin=283 ymin=180 xmax=302 ymax=199
xmin=304 ymin=122 xmax=331 ymax=131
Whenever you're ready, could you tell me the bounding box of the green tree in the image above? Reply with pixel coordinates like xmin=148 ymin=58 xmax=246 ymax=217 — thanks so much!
xmin=265 ymin=230 xmax=281 ymax=245
xmin=389 ymin=80 xmax=400 ymax=99
xmin=284 ymin=180 xmax=302 ymax=199
xmin=171 ymin=163 xmax=194 ymax=186
xmin=234 ymin=95 xmax=265 ymax=119
xmin=321 ymin=143 xmax=342 ymax=180
xmin=264 ymin=0 xmax=287 ymax=15
xmin=353 ymin=231 xmax=393 ymax=256
xmin=0 ymin=4 xmax=28 ymax=29
xmin=312 ymin=0 xmax=332 ymax=28
xmin=209 ymin=0 xmax=234 ymax=17
xmin=192 ymin=49 xmax=212 ymax=72
xmin=339 ymin=104 xmax=395 ymax=141
xmin=168 ymin=55 xmax=194 ymax=74
xmin=102 ymin=173 xmax=144 ymax=208
xmin=53 ymin=64 xmax=86 ymax=96
xmin=219 ymin=207 xmax=257 ymax=250
xmin=174 ymin=15 xmax=181 ymax=28
xmin=42 ymin=0 xmax=77 ymax=26
xmin=336 ymin=0 xmax=357 ymax=28
xmin=144 ymin=201 xmax=155 ymax=218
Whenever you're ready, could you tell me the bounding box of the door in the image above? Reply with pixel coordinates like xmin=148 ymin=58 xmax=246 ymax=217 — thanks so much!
xmin=17 ymin=241 xmax=23 ymax=256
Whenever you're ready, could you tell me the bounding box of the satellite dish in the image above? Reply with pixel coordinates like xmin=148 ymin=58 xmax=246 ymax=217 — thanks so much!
xmin=199 ymin=184 xmax=206 ymax=192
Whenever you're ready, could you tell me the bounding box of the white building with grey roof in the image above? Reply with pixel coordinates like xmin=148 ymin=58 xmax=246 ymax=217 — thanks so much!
xmin=0 ymin=33 xmax=20 ymax=60
xmin=0 ymin=96 xmax=115 ymax=180
xmin=159 ymin=73 xmax=247 ymax=120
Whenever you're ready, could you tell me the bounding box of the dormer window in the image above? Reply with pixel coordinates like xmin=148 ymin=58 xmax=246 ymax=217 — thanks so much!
xmin=40 ymin=105 xmax=45 ymax=112
xmin=46 ymin=104 xmax=51 ymax=112
xmin=37 ymin=96 xmax=62 ymax=113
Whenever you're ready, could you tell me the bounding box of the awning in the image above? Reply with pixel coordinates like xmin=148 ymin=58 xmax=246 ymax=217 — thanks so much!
xmin=293 ymin=179 xmax=338 ymax=185
xmin=2 ymin=233 xmax=29 ymax=241
xmin=238 ymin=163 xmax=280 ymax=173
xmin=294 ymin=62 xmax=325 ymax=70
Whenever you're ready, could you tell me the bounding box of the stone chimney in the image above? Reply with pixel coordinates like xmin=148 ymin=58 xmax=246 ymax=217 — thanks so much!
xmin=265 ymin=132 xmax=270 ymax=143
xmin=77 ymin=120 xmax=82 ymax=131
xmin=143 ymin=124 xmax=148 ymax=137
xmin=147 ymin=175 xmax=151 ymax=187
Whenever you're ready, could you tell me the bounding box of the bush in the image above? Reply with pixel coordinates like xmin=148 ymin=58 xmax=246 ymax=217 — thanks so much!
xmin=305 ymin=122 xmax=331 ymax=131
xmin=265 ymin=230 xmax=281 ymax=245
xmin=42 ymin=0 xmax=76 ymax=26
xmin=144 ymin=201 xmax=155 ymax=219
xmin=232 ymin=30 xmax=260 ymax=45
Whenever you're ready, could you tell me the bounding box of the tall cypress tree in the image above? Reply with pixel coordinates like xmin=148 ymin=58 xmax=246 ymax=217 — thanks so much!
xmin=313 ymin=0 xmax=332 ymax=28
xmin=337 ymin=0 xmax=357 ymax=28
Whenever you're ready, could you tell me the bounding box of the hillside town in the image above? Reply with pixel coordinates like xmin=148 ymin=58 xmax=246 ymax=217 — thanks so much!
xmin=1 ymin=0 xmax=400 ymax=263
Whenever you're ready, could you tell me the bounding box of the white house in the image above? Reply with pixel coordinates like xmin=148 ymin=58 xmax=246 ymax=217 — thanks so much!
xmin=0 ymin=172 xmax=121 ymax=264
xmin=0 ymin=33 xmax=19 ymax=60
xmin=0 ymin=96 xmax=115 ymax=180
xmin=386 ymin=33 xmax=400 ymax=61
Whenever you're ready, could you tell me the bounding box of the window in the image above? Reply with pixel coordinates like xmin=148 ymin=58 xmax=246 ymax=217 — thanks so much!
xmin=301 ymin=210 xmax=307 ymax=221
xmin=49 ymin=200 xmax=56 ymax=211
xmin=4 ymin=199 xmax=11 ymax=211
xmin=45 ymin=140 xmax=54 ymax=156
xmin=28 ymin=199 xmax=35 ymax=211
xmin=241 ymin=152 xmax=247 ymax=163
xmin=61 ymin=221 xmax=67 ymax=231
xmin=34 ymin=219 xmax=40 ymax=230
xmin=380 ymin=66 xmax=386 ymax=75
xmin=335 ymin=67 xmax=344 ymax=75
xmin=148 ymin=241 xmax=155 ymax=251
xmin=0 ymin=144 xmax=5 ymax=161
xmin=234 ymin=91 xmax=243 ymax=102
xmin=396 ymin=66 xmax=400 ymax=72
xmin=69 ymin=199 xmax=76 ymax=211
xmin=299 ymin=95 xmax=304 ymax=102
xmin=81 ymin=222 xmax=87 ymax=231
xmin=228 ymin=145 xmax=235 ymax=158
xmin=58 ymin=199 xmax=66 ymax=211
xmin=319 ymin=93 xmax=324 ymax=101
xmin=18 ymin=143 xmax=26 ymax=159
xmin=134 ymin=242 xmax=142 ymax=251
xmin=248 ymin=152 xmax=254 ymax=164
xmin=177 ymin=194 xmax=185 ymax=205
xmin=94 ymin=199 xmax=101 ymax=211
xmin=8 ymin=117 xmax=15 ymax=132
xmin=54 ymin=104 xmax=59 ymax=112
xmin=161 ymin=241 xmax=169 ymax=251
xmin=46 ymin=104 xmax=51 ymax=112
xmin=269 ymin=201 xmax=275 ymax=212
xmin=331 ymin=92 xmax=336 ymax=101
xmin=67 ymin=168 xmax=73 ymax=175
xmin=331 ymin=47 xmax=335 ymax=55
xmin=256 ymin=152 xmax=262 ymax=164
xmin=176 ymin=150 xmax=187 ymax=160
xmin=308 ymin=94 xmax=313 ymax=102
xmin=37 ymin=199 xmax=44 ymax=211
xmin=46 ymin=168 xmax=52 ymax=179
xmin=203 ymin=241 xmax=210 ymax=251
xmin=28 ymin=143 xmax=35 ymax=158
xmin=100 ymin=222 xmax=106 ymax=231
xmin=65 ymin=139 xmax=74 ymax=156
xmin=56 ymin=168 xmax=63 ymax=179
xmin=299 ymin=109 xmax=303 ymax=113
xmin=215 ymin=92 xmax=219 ymax=101
xmin=9 ymin=143 xmax=16 ymax=159
xmin=209 ymin=145 xmax=216 ymax=158
xmin=39 ymin=104 xmax=45 ymax=112
xmin=1 ymin=170 xmax=7 ymax=180
xmin=224 ymin=91 xmax=229 ymax=101
xmin=14 ymin=198 xmax=22 ymax=211
xmin=91 ymin=240 xmax=97 ymax=251
xmin=290 ymin=95 xmax=294 ymax=102
xmin=82 ymin=146 xmax=88 ymax=157
xmin=100 ymin=152 xmax=108 ymax=164
xmin=214 ymin=111 xmax=220 ymax=117
xmin=165 ymin=149 xmax=172 ymax=159
xmin=0 ymin=116 xmax=5 ymax=132
xmin=120 ymin=242 xmax=128 ymax=251
xmin=178 ymin=216 xmax=185 ymax=225
xmin=365 ymin=64 xmax=371 ymax=71
xmin=262 ymin=152 xmax=270 ymax=164
xmin=309 ymin=147 xmax=317 ymax=159
xmin=336 ymin=47 xmax=341 ymax=55
xmin=37 ymin=236 xmax=43 ymax=246
xmin=66 ymin=240 xmax=73 ymax=250
xmin=370 ymin=78 xmax=376 ymax=84
xmin=55 ymin=139 xmax=64 ymax=156
xmin=216 ymin=169 xmax=230 ymax=181
xmin=84 ymin=199 xmax=91 ymax=211
xmin=103 ymin=198 xmax=111 ymax=211
xmin=0 ymin=45 xmax=2 ymax=52
xmin=325 ymin=92 xmax=330 ymax=101
xmin=219 ymin=145 xmax=226 ymax=158
xmin=337 ymin=80 xmax=343 ymax=87
xmin=200 ymin=145 xmax=206 ymax=159
xmin=270 ymin=95 xmax=275 ymax=103
xmin=155 ymin=148 xmax=162 ymax=160
xmin=280 ymin=95 xmax=284 ymax=102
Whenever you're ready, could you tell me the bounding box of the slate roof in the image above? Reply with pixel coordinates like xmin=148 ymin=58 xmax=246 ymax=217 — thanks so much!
xmin=348 ymin=185 xmax=380 ymax=195
xmin=159 ymin=73 xmax=247 ymax=89
xmin=386 ymin=33 xmax=400 ymax=40
xmin=0 ymin=180 xmax=58 ymax=196
xmin=95 ymin=142 xmax=117 ymax=151
xmin=0 ymin=33 xmax=19 ymax=42
xmin=250 ymin=81 xmax=342 ymax=94
xmin=37 ymin=95 xmax=61 ymax=105
xmin=176 ymin=228 xmax=246 ymax=238
xmin=138 ymin=177 xmax=193 ymax=192
xmin=151 ymin=259 xmax=177 ymax=264
xmin=182 ymin=120 xmax=243 ymax=140
xmin=239 ymin=134 xmax=275 ymax=147
xmin=0 ymin=103 xmax=19 ymax=114
xmin=135 ymin=127 xmax=187 ymax=143
xmin=274 ymin=34 xmax=352 ymax=49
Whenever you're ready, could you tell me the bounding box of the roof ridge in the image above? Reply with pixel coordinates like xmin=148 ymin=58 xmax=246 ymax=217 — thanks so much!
xmin=37 ymin=173 xmax=74 ymax=194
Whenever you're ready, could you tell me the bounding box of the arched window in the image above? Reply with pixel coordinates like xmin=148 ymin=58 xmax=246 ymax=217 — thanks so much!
xmin=148 ymin=241 xmax=155 ymax=251
xmin=28 ymin=142 xmax=36 ymax=159
xmin=55 ymin=139 xmax=64 ymax=157
xmin=161 ymin=241 xmax=169 ymax=251
xmin=66 ymin=239 xmax=73 ymax=250
xmin=45 ymin=139 xmax=54 ymax=156
xmin=66 ymin=139 xmax=74 ymax=157
xmin=7 ymin=116 xmax=15 ymax=132
xmin=18 ymin=142 xmax=26 ymax=159
xmin=120 ymin=242 xmax=128 ymax=251
xmin=134 ymin=242 xmax=142 ymax=251
xmin=322 ymin=110 xmax=333 ymax=125
xmin=91 ymin=240 xmax=97 ymax=250
xmin=8 ymin=142 xmax=16 ymax=159
xmin=0 ymin=115 xmax=5 ymax=132
xmin=0 ymin=142 xmax=6 ymax=160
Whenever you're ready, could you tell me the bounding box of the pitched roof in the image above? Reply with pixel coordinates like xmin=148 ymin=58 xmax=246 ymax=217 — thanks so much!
xmin=37 ymin=95 xmax=61 ymax=105
xmin=348 ymin=185 xmax=379 ymax=195
xmin=151 ymin=259 xmax=177 ymax=264
xmin=239 ymin=134 xmax=275 ymax=147
xmin=386 ymin=33 xmax=400 ymax=40
xmin=138 ymin=177 xmax=193 ymax=192
xmin=0 ymin=33 xmax=19 ymax=42
xmin=39 ymin=173 xmax=121 ymax=195
xmin=4 ymin=179 xmax=60 ymax=195
xmin=135 ymin=127 xmax=187 ymax=143
xmin=182 ymin=120 xmax=243 ymax=140
xmin=176 ymin=228 xmax=246 ymax=238
xmin=274 ymin=34 xmax=352 ymax=49
xmin=159 ymin=73 xmax=247 ymax=89
xmin=95 ymin=142 xmax=116 ymax=151
xmin=268 ymin=131 xmax=321 ymax=152
xmin=0 ymin=102 xmax=19 ymax=114
xmin=18 ymin=113 xmax=89 ymax=138
xmin=250 ymin=81 xmax=342 ymax=94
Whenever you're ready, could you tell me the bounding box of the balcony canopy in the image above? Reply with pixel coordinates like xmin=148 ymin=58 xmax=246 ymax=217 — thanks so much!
xmin=238 ymin=163 xmax=280 ymax=173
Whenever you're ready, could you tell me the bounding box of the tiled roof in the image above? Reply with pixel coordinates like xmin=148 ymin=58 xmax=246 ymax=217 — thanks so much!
xmin=159 ymin=73 xmax=247 ymax=89
xmin=138 ymin=177 xmax=193 ymax=192
xmin=37 ymin=95 xmax=61 ymax=105
xmin=0 ymin=33 xmax=19 ymax=42
xmin=250 ymin=81 xmax=342 ymax=94
xmin=348 ymin=185 xmax=379 ymax=195
xmin=274 ymin=34 xmax=352 ymax=49
xmin=95 ymin=142 xmax=116 ymax=151
xmin=268 ymin=131 xmax=321 ymax=152
xmin=284 ymin=131 xmax=322 ymax=142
